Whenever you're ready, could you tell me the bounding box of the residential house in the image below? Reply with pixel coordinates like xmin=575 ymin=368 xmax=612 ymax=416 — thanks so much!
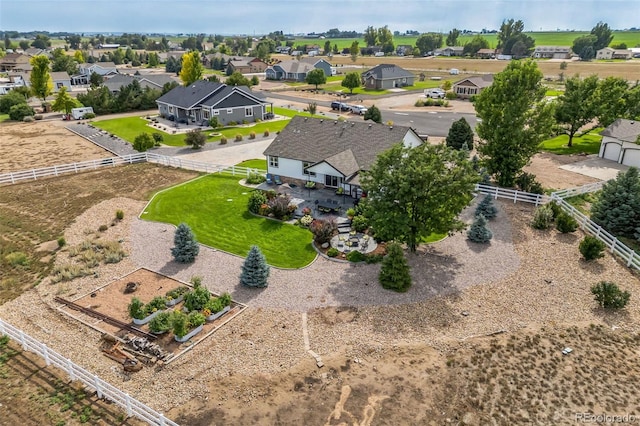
xmin=0 ymin=53 xmax=31 ymax=72
xmin=396 ymin=45 xmax=414 ymax=56
xmin=596 ymin=47 xmax=633 ymax=60
xmin=361 ymin=64 xmax=415 ymax=89
xmin=598 ymin=119 xmax=640 ymax=166
xmin=304 ymin=45 xmax=320 ymax=54
xmin=263 ymin=116 xmax=423 ymax=195
xmin=226 ymin=57 xmax=268 ymax=74
xmin=158 ymin=51 xmax=189 ymax=64
xmin=452 ymin=74 xmax=494 ymax=99
xmin=265 ymin=58 xmax=331 ymax=81
xmin=50 ymin=71 xmax=72 ymax=92
xmin=156 ymin=80 xmax=271 ymax=126
xmin=103 ymin=73 xmax=176 ymax=93
xmin=275 ymin=46 xmax=291 ymax=54
xmin=96 ymin=43 xmax=120 ymax=49
xmin=203 ymin=52 xmax=233 ymax=68
xmin=0 ymin=73 xmax=28 ymax=95
xmin=360 ymin=46 xmax=383 ymax=56
xmin=532 ymin=46 xmax=572 ymax=59
xmin=23 ymin=48 xmax=50 ymax=57
xmin=437 ymin=46 xmax=464 ymax=57
xmin=476 ymin=48 xmax=496 ymax=59
xmin=71 ymin=62 xmax=118 ymax=85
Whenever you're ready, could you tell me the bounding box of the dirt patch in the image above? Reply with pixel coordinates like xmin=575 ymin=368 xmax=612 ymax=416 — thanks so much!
xmin=0 ymin=121 xmax=113 ymax=173
xmin=525 ymin=152 xmax=601 ymax=190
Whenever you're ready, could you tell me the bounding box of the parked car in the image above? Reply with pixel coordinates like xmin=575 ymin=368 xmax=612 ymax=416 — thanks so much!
xmin=350 ymin=105 xmax=368 ymax=115
xmin=449 ymin=68 xmax=460 ymax=75
xmin=331 ymin=101 xmax=349 ymax=111
xmin=424 ymin=88 xmax=446 ymax=99
xmin=374 ymin=51 xmax=385 ymax=57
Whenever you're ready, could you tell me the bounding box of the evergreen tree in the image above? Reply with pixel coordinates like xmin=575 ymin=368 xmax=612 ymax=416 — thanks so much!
xmin=363 ymin=105 xmax=381 ymax=123
xmin=240 ymin=245 xmax=270 ymax=288
xmin=446 ymin=117 xmax=473 ymax=151
xmin=171 ymin=223 xmax=200 ymax=263
xmin=379 ymin=243 xmax=411 ymax=292
xmin=467 ymin=214 xmax=493 ymax=243
xmin=475 ymin=195 xmax=498 ymax=220
xmin=591 ymin=167 xmax=640 ymax=238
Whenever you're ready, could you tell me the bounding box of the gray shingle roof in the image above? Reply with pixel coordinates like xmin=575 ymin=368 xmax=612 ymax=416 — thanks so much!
xmin=361 ymin=64 xmax=414 ymax=81
xmin=454 ymin=74 xmax=494 ymax=88
xmin=201 ymin=85 xmax=262 ymax=108
xmin=156 ymin=80 xmax=224 ymax=108
xmin=272 ymin=60 xmax=315 ymax=74
xmin=264 ymin=116 xmax=417 ymax=174
xmin=600 ymin=119 xmax=640 ymax=142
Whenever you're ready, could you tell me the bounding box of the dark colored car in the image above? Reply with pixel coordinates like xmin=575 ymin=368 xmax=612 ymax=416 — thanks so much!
xmin=331 ymin=101 xmax=349 ymax=111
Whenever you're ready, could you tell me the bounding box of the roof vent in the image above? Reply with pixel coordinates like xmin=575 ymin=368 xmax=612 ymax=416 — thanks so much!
xmin=389 ymin=126 xmax=393 ymax=130
xmin=334 ymin=121 xmax=337 ymax=125
xmin=320 ymin=119 xmax=323 ymax=123
xmin=368 ymin=124 xmax=372 ymax=128
xmin=351 ymin=122 xmax=355 ymax=126
xmin=304 ymin=117 xmax=308 ymax=121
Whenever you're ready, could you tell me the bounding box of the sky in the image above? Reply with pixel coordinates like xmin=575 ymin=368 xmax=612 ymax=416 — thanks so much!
xmin=1 ymin=0 xmax=639 ymax=35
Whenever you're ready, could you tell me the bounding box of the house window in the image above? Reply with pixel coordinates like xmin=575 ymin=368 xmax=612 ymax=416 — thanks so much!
xmin=324 ymin=175 xmax=341 ymax=188
xmin=227 ymin=108 xmax=233 ymax=114
xmin=213 ymin=109 xmax=219 ymax=115
xmin=245 ymin=107 xmax=253 ymax=117
xmin=302 ymin=162 xmax=316 ymax=177
xmin=203 ymin=110 xmax=210 ymax=119
xmin=269 ymin=156 xmax=279 ymax=168
xmin=168 ymin=106 xmax=174 ymax=113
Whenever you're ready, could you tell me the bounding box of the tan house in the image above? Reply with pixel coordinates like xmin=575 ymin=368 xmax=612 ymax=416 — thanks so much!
xmin=532 ymin=46 xmax=572 ymax=59
xmin=476 ymin=48 xmax=496 ymax=59
xmin=226 ymin=57 xmax=268 ymax=74
xmin=453 ymin=74 xmax=494 ymax=99
xmin=596 ymin=47 xmax=633 ymax=60
xmin=0 ymin=53 xmax=31 ymax=72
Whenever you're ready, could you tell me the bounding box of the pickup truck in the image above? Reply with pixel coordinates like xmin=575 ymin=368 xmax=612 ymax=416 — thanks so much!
xmin=424 ymin=88 xmax=446 ymax=99
xmin=350 ymin=105 xmax=368 ymax=115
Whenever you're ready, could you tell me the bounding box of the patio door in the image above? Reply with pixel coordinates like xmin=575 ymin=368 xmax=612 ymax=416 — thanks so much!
xmin=324 ymin=175 xmax=342 ymax=188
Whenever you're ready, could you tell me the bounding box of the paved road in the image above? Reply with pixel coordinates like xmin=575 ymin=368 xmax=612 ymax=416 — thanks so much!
xmin=262 ymin=91 xmax=479 ymax=137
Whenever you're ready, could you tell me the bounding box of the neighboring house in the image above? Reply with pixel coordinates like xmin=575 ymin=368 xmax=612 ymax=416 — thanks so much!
xmin=437 ymin=46 xmax=464 ymax=57
xmin=50 ymin=71 xmax=72 ymax=92
xmin=226 ymin=57 xmax=268 ymax=74
xmin=156 ymin=80 xmax=271 ymax=126
xmin=275 ymin=46 xmax=291 ymax=54
xmin=23 ymin=48 xmax=49 ymax=57
xmin=476 ymin=48 xmax=496 ymax=59
xmin=265 ymin=58 xmax=331 ymax=81
xmin=263 ymin=116 xmax=423 ymax=196
xmin=0 ymin=53 xmax=31 ymax=72
xmin=361 ymin=64 xmax=415 ymax=89
xmin=360 ymin=46 xmax=383 ymax=56
xmin=0 ymin=73 xmax=28 ymax=95
xmin=96 ymin=43 xmax=120 ymax=49
xmin=532 ymin=46 xmax=572 ymax=59
xmin=396 ymin=45 xmax=414 ymax=56
xmin=596 ymin=47 xmax=633 ymax=60
xmin=598 ymin=119 xmax=640 ymax=166
xmin=71 ymin=62 xmax=118 ymax=85
xmin=203 ymin=52 xmax=233 ymax=67
xmin=453 ymin=74 xmax=494 ymax=99
xmin=103 ymin=73 xmax=176 ymax=93
xmin=305 ymin=45 xmax=320 ymax=54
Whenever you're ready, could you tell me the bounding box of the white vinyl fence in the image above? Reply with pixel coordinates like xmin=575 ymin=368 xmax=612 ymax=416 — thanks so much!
xmin=0 ymin=152 xmax=266 ymax=186
xmin=475 ymin=183 xmax=551 ymax=205
xmin=0 ymin=319 xmax=179 ymax=426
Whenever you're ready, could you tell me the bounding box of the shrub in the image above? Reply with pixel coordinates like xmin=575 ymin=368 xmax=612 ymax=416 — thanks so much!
xmin=183 ymin=282 xmax=211 ymax=312
xmin=128 ymin=297 xmax=145 ymax=320
xmin=235 ymin=134 xmax=243 ymax=142
xmin=309 ymin=219 xmax=337 ymax=244
xmin=365 ymin=253 xmax=384 ymax=264
xmin=133 ymin=133 xmax=155 ymax=152
xmin=346 ymin=208 xmax=356 ymax=218
xmin=299 ymin=214 xmax=313 ymax=227
xmin=379 ymin=243 xmax=411 ymax=292
xmin=346 ymin=251 xmax=366 ymax=262
xmin=351 ymin=215 xmax=369 ymax=232
xmin=115 ymin=210 xmax=124 ymax=220
xmin=208 ymin=116 xmax=219 ymax=129
xmin=148 ymin=311 xmax=172 ymax=333
xmin=249 ymin=131 xmax=256 ymax=139
xmin=33 ymin=114 xmax=43 ymax=120
xmin=0 ymin=90 xmax=28 ymax=114
xmin=188 ymin=311 xmax=206 ymax=328
xmin=98 ymin=224 xmax=108 ymax=232
xmin=220 ymin=136 xmax=228 ymax=144
xmin=185 ymin=130 xmax=206 ymax=149
xmin=475 ymin=195 xmax=497 ymax=220
xmin=242 ymin=120 xmax=249 ymax=125
xmin=579 ymin=236 xmax=606 ymax=261
xmin=171 ymin=311 xmax=188 ymax=338
xmin=591 ymin=281 xmax=630 ymax=309
xmin=556 ymin=212 xmax=578 ymax=233
xmin=145 ymin=296 xmax=167 ymax=315
xmin=516 ymin=172 xmax=544 ymax=194
xmin=327 ymin=247 xmax=339 ymax=257
xmin=57 ymin=237 xmax=66 ymax=248
xmin=263 ymin=129 xmax=270 ymax=137
xmin=246 ymin=172 xmax=266 ymax=185
xmin=248 ymin=190 xmax=268 ymax=214
xmin=9 ymin=103 xmax=34 ymax=121
xmin=267 ymin=194 xmax=293 ymax=220
xmin=240 ymin=245 xmax=270 ymax=288
xmin=5 ymin=251 xmax=29 ymax=267
xmin=83 ymin=112 xmax=96 ymax=119
xmin=228 ymin=121 xmax=237 ymax=126
xmin=171 ymin=223 xmax=200 ymax=263
xmin=467 ymin=214 xmax=493 ymax=243
xmin=548 ymin=201 xmax=563 ymax=219
xmin=531 ymin=205 xmax=554 ymax=230
xmin=152 ymin=132 xmax=164 ymax=144
xmin=445 ymin=91 xmax=457 ymax=100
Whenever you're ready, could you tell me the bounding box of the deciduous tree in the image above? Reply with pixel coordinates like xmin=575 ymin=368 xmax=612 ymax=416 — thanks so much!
xmin=184 ymin=130 xmax=207 ymax=149
xmin=572 ymin=35 xmax=597 ymax=61
xmin=446 ymin=28 xmax=461 ymax=47
xmin=30 ymin=55 xmax=52 ymax=101
xmin=179 ymin=51 xmax=204 ymax=86
xmin=363 ymin=26 xmax=378 ymax=47
xmin=305 ymin=68 xmax=326 ymax=90
xmin=416 ymin=33 xmax=443 ymax=55
xmin=350 ymin=40 xmax=359 ymax=63
xmin=463 ymin=35 xmax=489 ymax=56
xmin=594 ymin=77 xmax=631 ymax=127
xmin=341 ymin=72 xmax=360 ymax=94
xmin=554 ymin=74 xmax=599 ymax=146
xmin=360 ymin=143 xmax=478 ymax=253
xmin=225 ymin=71 xmax=251 ymax=86
xmin=52 ymin=87 xmax=80 ymax=115
xmin=591 ymin=21 xmax=614 ymax=50
xmin=363 ymin=104 xmax=381 ymax=123
xmin=475 ymin=60 xmax=554 ymax=187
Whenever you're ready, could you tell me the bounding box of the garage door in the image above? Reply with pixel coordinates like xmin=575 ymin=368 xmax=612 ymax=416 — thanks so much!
xmin=621 ymin=148 xmax=640 ymax=167
xmin=602 ymin=142 xmax=621 ymax=162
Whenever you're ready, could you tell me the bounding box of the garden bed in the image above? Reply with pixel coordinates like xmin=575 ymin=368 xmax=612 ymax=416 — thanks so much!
xmin=58 ymin=268 xmax=246 ymax=362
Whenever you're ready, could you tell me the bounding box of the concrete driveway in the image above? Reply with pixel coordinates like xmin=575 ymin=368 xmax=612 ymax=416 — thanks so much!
xmin=559 ymin=155 xmax=629 ymax=181
xmin=174 ymin=138 xmax=273 ymax=167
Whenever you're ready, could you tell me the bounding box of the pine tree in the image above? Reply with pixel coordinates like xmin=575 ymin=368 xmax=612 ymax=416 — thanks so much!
xmin=171 ymin=223 xmax=199 ymax=263
xmin=475 ymin=195 xmax=498 ymax=220
xmin=467 ymin=214 xmax=493 ymax=243
xmin=446 ymin=117 xmax=474 ymax=150
xmin=379 ymin=243 xmax=411 ymax=292
xmin=591 ymin=167 xmax=640 ymax=239
xmin=240 ymin=245 xmax=270 ymax=288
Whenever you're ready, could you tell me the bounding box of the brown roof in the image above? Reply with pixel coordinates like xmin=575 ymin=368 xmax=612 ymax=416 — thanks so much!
xmin=264 ymin=116 xmax=418 ymax=175
xmin=453 ymin=74 xmax=494 ymax=88
xmin=600 ymin=119 xmax=640 ymax=142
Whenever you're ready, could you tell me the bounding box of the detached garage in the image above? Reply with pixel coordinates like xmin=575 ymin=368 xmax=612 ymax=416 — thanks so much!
xmin=598 ymin=119 xmax=640 ymax=167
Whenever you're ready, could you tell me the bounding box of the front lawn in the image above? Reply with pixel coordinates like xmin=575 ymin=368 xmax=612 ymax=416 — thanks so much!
xmin=93 ymin=116 xmax=188 ymax=147
xmin=0 ymin=114 xmax=9 ymax=123
xmin=539 ymin=129 xmax=603 ymax=155
xmin=236 ymin=159 xmax=267 ymax=169
xmin=142 ymin=174 xmax=316 ymax=268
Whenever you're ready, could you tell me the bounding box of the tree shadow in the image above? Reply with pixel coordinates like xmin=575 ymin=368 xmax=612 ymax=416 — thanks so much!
xmin=555 ymin=232 xmax=579 ymax=245
xmin=158 ymin=259 xmax=197 ymax=277
xmin=229 ymin=281 xmax=267 ymax=304
xmin=578 ymin=258 xmax=606 ymax=274
xmin=590 ymin=306 xmax=631 ymax=326
xmin=465 ymin=239 xmax=492 ymax=253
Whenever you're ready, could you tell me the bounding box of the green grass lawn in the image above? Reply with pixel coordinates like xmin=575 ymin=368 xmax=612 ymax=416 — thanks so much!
xmin=422 ymin=232 xmax=447 ymax=243
xmin=410 ymin=80 xmax=454 ymax=90
xmin=236 ymin=159 xmax=267 ymax=169
xmin=539 ymin=129 xmax=603 ymax=155
xmin=143 ymin=174 xmax=316 ymax=268
xmin=0 ymin=114 xmax=9 ymax=123
xmin=545 ymin=90 xmax=564 ymax=97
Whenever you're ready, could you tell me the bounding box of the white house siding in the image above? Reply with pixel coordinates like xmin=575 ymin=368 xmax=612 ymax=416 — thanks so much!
xmin=621 ymin=148 xmax=640 ymax=167
xmin=402 ymin=132 xmax=423 ymax=148
xmin=600 ymin=138 xmax=622 ymax=162
xmin=266 ymin=157 xmax=306 ymax=181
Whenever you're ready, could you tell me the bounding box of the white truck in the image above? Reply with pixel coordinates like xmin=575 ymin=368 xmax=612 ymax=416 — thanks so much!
xmin=424 ymin=88 xmax=446 ymax=99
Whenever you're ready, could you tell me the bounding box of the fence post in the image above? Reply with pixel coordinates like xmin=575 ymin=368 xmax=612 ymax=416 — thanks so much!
xmin=32 ymin=169 xmax=37 ymax=181
xmin=43 ymin=344 xmax=50 ymax=366
xmin=493 ymin=186 xmax=498 ymax=199
xmin=10 ymin=173 xmax=15 ymax=184
xmin=125 ymin=394 xmax=133 ymax=417
xmin=627 ymin=251 xmax=635 ymax=267
xmin=94 ymin=375 xmax=103 ymax=399
xmin=159 ymin=413 xmax=166 ymax=426
xmin=54 ymin=165 xmax=58 ymax=176
xmin=513 ymin=190 xmax=518 ymax=203
xmin=67 ymin=358 xmax=76 ymax=381
xmin=74 ymin=163 xmax=78 ymax=173
xmin=19 ymin=330 xmax=27 ymax=350
xmin=535 ymin=194 xmax=541 ymax=206
xmin=610 ymin=237 xmax=617 ymax=253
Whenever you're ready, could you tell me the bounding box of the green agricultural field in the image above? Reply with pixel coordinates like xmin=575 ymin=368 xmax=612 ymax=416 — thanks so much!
xmin=142 ymin=174 xmax=316 ymax=268
xmin=539 ymin=128 xmax=604 ymax=155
